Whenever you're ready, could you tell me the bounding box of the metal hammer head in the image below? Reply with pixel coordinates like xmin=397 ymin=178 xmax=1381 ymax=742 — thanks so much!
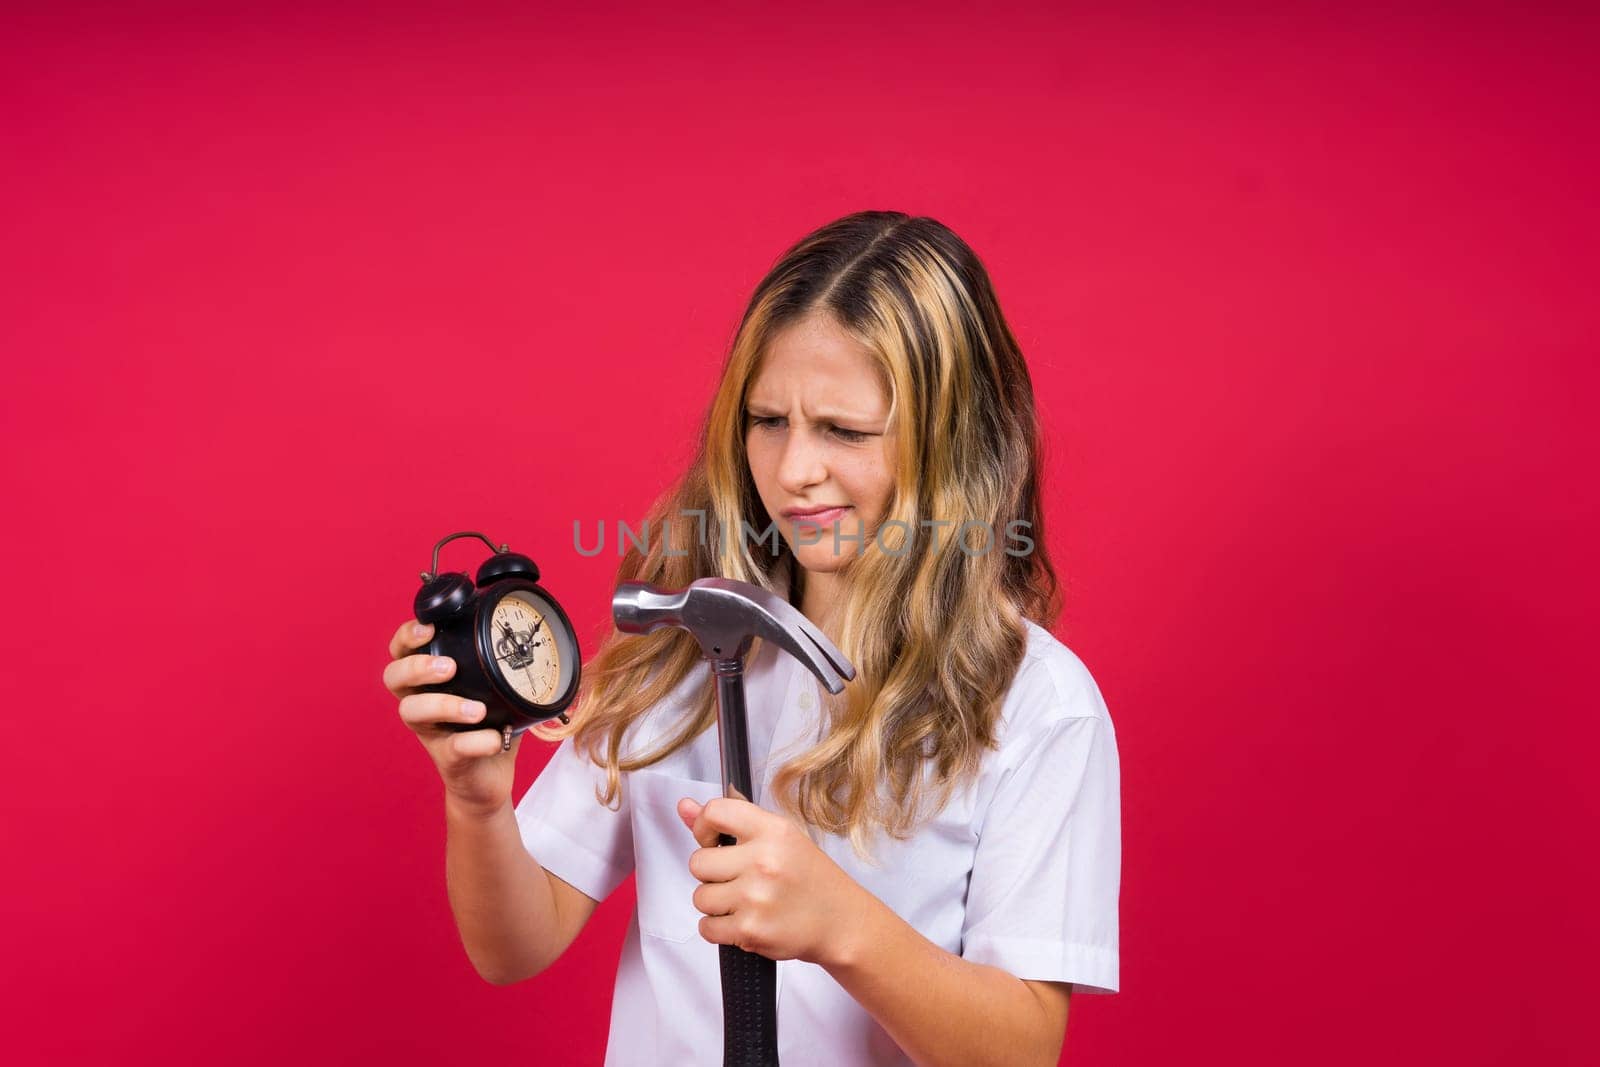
xmin=612 ymin=577 xmax=855 ymax=692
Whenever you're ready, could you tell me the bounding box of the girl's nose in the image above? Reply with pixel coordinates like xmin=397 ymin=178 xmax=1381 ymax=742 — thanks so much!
xmin=776 ymin=430 xmax=828 ymax=493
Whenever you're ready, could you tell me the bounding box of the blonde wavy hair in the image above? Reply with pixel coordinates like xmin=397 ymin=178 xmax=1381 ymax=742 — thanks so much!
xmin=533 ymin=210 xmax=1062 ymax=862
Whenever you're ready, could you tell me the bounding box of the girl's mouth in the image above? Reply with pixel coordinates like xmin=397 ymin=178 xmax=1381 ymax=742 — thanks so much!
xmin=786 ymin=506 xmax=851 ymax=526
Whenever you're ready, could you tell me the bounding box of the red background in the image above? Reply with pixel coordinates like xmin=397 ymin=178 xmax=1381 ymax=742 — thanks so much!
xmin=2 ymin=3 xmax=1595 ymax=1064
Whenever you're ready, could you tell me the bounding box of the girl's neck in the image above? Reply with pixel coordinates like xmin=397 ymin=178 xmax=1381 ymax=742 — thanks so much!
xmin=792 ymin=561 xmax=846 ymax=632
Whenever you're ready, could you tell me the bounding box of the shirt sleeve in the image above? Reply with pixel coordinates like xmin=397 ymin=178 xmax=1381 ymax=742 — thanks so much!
xmin=513 ymin=735 xmax=635 ymax=904
xmin=959 ymin=704 xmax=1122 ymax=994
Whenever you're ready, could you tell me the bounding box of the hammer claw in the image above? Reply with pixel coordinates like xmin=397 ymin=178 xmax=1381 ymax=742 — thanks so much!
xmin=612 ymin=576 xmax=856 ymax=693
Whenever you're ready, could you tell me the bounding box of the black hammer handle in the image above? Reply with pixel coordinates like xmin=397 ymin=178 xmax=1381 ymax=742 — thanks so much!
xmin=719 ymin=889 xmax=779 ymax=1065
xmin=712 ymin=661 xmax=780 ymax=1066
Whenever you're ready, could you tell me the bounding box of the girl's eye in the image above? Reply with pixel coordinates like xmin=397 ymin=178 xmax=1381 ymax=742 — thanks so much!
xmin=747 ymin=415 xmax=869 ymax=443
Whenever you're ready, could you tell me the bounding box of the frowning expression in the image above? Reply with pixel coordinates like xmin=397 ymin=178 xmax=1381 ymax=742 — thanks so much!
xmin=743 ymin=311 xmax=897 ymax=574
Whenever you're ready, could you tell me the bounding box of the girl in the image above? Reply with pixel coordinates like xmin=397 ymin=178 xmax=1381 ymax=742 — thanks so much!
xmin=384 ymin=211 xmax=1121 ymax=1065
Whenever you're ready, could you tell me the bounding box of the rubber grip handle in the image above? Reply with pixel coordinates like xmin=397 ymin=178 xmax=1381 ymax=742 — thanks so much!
xmin=709 ymin=663 xmax=778 ymax=1064
xmin=718 ymin=834 xmax=778 ymax=1067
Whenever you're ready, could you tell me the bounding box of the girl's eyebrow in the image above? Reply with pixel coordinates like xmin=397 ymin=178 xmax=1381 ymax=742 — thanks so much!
xmin=745 ymin=403 xmax=876 ymax=423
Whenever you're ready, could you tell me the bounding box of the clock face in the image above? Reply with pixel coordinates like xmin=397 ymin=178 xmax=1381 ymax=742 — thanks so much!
xmin=489 ymin=591 xmax=565 ymax=706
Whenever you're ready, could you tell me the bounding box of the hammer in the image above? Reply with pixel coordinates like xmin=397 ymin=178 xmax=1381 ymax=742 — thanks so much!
xmin=613 ymin=576 xmax=856 ymax=1067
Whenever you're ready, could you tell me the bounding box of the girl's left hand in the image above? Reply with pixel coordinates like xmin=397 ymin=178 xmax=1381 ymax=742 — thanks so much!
xmin=677 ymin=794 xmax=868 ymax=966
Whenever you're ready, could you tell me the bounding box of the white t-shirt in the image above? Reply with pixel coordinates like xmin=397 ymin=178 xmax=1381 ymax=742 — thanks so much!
xmin=514 ymin=618 xmax=1122 ymax=1066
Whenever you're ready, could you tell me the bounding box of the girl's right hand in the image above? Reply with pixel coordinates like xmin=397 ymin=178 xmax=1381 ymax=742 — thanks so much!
xmin=384 ymin=618 xmax=522 ymax=815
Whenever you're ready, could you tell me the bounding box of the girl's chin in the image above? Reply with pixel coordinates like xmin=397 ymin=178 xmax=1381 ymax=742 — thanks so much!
xmin=778 ymin=514 xmax=869 ymax=570
xmin=791 ymin=539 xmax=864 ymax=567
xmin=792 ymin=553 xmax=852 ymax=574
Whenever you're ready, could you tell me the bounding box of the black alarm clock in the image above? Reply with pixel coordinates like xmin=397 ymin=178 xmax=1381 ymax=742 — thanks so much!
xmin=412 ymin=531 xmax=580 ymax=739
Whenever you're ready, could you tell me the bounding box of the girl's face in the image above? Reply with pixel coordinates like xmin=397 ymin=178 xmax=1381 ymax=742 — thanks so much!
xmin=744 ymin=312 xmax=897 ymax=577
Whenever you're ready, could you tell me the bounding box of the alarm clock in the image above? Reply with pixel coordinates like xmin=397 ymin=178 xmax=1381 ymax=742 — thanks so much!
xmin=412 ymin=531 xmax=580 ymax=738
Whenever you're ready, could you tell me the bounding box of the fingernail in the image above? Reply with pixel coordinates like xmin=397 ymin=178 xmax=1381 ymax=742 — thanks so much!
xmin=433 ymin=657 xmax=452 ymax=674
xmin=460 ymin=700 xmax=485 ymax=720
xmin=412 ymin=621 xmax=428 ymax=639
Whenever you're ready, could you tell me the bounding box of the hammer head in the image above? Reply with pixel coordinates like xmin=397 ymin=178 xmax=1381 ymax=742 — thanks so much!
xmin=612 ymin=577 xmax=855 ymax=693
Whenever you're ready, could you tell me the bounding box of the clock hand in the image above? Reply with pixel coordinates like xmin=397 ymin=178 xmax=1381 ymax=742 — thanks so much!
xmin=496 ymin=620 xmax=533 ymax=653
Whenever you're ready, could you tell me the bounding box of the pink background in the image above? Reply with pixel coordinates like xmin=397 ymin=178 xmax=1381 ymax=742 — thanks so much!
xmin=2 ymin=3 xmax=1595 ymax=1064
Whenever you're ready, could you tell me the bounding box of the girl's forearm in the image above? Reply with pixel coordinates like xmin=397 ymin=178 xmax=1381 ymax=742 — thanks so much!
xmin=819 ymin=892 xmax=1062 ymax=1067
xmin=444 ymin=795 xmax=559 ymax=985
